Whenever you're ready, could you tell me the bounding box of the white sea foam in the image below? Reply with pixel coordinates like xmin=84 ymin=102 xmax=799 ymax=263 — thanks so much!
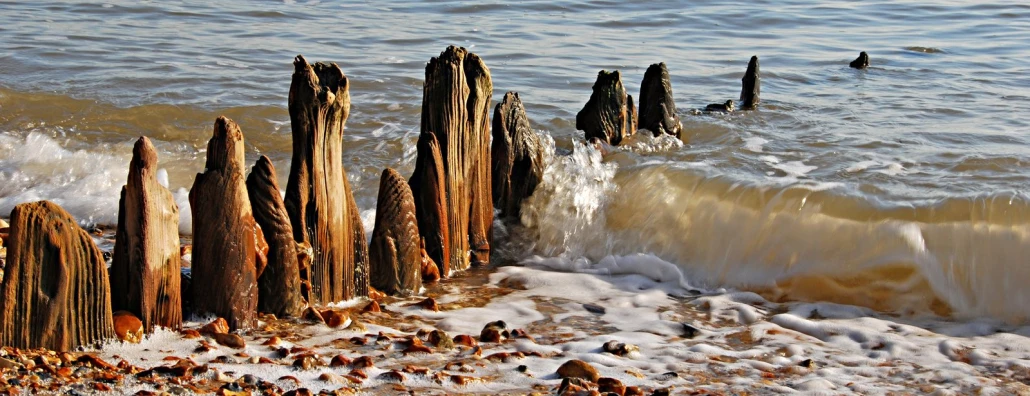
xmin=743 ymin=136 xmax=768 ymax=152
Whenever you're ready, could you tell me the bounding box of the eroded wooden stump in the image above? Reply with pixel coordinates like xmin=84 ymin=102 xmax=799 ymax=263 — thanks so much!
xmin=369 ymin=168 xmax=422 ymax=295
xmin=415 ymin=46 xmax=493 ymax=271
xmin=247 ymin=156 xmax=305 ymax=318
xmin=110 ymin=136 xmax=182 ymax=333
xmin=850 ymin=51 xmax=869 ymax=69
xmin=638 ymin=62 xmax=682 ymax=137
xmin=0 ymin=201 xmax=114 ymax=350
xmin=491 ymin=92 xmax=544 ymax=219
xmin=577 ymin=70 xmax=637 ymax=145
xmin=190 ymin=116 xmax=261 ymax=331
xmin=740 ymin=56 xmax=760 ymax=110
xmin=284 ymin=55 xmax=366 ymax=304
xmin=409 ymin=132 xmax=450 ymax=278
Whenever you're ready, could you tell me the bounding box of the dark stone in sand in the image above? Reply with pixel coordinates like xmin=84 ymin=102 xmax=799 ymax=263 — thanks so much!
xmin=0 ymin=201 xmax=114 ymax=350
xmin=850 ymin=51 xmax=870 ymax=69
xmin=284 ymin=55 xmax=367 ymax=304
xmin=110 ymin=136 xmax=182 ymax=333
xmin=491 ymin=91 xmax=545 ymax=219
xmin=681 ymin=323 xmax=701 ymax=339
xmin=598 ymin=377 xmax=627 ymax=395
xmin=577 ymin=70 xmax=637 ymax=145
xmin=583 ymin=303 xmax=607 ymax=314
xmin=638 ymin=62 xmax=682 ymax=137
xmin=480 ymin=320 xmax=509 ymax=343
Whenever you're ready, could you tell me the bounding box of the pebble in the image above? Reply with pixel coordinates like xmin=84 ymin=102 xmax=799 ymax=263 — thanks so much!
xmin=200 ymin=318 xmax=230 ymax=335
xmin=480 ymin=320 xmax=509 ymax=343
xmin=598 ymin=377 xmax=626 ymax=395
xmin=602 ymin=340 xmax=638 ymax=356
xmin=212 ymin=333 xmax=246 ymax=349
xmin=681 ymin=323 xmax=701 ymax=339
xmin=414 ymin=297 xmax=439 ymax=311
xmin=112 ymin=311 xmax=144 ymax=343
xmin=583 ymin=303 xmax=606 ymax=314
xmin=428 ymin=329 xmax=454 ymax=349
xmin=556 ymin=359 xmax=600 ymax=382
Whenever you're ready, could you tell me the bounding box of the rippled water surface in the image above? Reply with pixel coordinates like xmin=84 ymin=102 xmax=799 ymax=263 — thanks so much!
xmin=2 ymin=0 xmax=1030 ymax=320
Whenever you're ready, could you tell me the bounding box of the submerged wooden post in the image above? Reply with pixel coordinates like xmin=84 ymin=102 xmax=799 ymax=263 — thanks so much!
xmin=110 ymin=136 xmax=182 ymax=333
xmin=190 ymin=116 xmax=261 ymax=331
xmin=577 ymin=70 xmax=637 ymax=145
xmin=284 ymin=55 xmax=366 ymax=304
xmin=409 ymin=132 xmax=450 ymax=277
xmin=491 ymin=92 xmax=544 ymax=219
xmin=369 ymin=169 xmax=423 ymax=295
xmin=247 ymin=156 xmax=305 ymax=318
xmin=638 ymin=62 xmax=682 ymax=137
xmin=414 ymin=46 xmax=493 ymax=271
xmin=0 ymin=201 xmax=114 ymax=350
xmin=740 ymin=56 xmax=760 ymax=110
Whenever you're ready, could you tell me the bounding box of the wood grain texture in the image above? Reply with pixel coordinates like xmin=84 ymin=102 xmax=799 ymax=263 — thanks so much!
xmin=491 ymin=92 xmax=544 ymax=219
xmin=247 ymin=155 xmax=305 ymax=318
xmin=110 ymin=136 xmax=182 ymax=333
xmin=417 ymin=46 xmax=493 ymax=271
xmin=369 ymin=168 xmax=422 ymax=295
xmin=638 ymin=63 xmax=682 ymax=137
xmin=284 ymin=55 xmax=365 ymax=304
xmin=0 ymin=201 xmax=114 ymax=350
xmin=576 ymin=70 xmax=637 ymax=145
xmin=409 ymin=132 xmax=450 ymax=278
xmin=189 ymin=116 xmax=260 ymax=331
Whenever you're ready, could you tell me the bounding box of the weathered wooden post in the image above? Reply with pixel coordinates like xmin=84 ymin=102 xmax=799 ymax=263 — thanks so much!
xmin=491 ymin=92 xmax=544 ymax=219
xmin=408 ymin=131 xmax=450 ymax=277
xmin=0 ymin=201 xmax=114 ymax=350
xmin=369 ymin=168 xmax=423 ymax=295
xmin=577 ymin=70 xmax=637 ymax=145
xmin=284 ymin=55 xmax=367 ymax=304
xmin=638 ymin=62 xmax=682 ymax=137
xmin=247 ymin=155 xmax=306 ymax=318
xmin=740 ymin=56 xmax=760 ymax=110
xmin=110 ymin=136 xmax=182 ymax=333
xmin=190 ymin=116 xmax=262 ymax=331
xmin=412 ymin=46 xmax=493 ymax=271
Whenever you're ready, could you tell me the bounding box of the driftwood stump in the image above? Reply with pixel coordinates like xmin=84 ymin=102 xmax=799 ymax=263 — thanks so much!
xmin=369 ymin=168 xmax=422 ymax=295
xmin=284 ymin=55 xmax=366 ymax=304
xmin=740 ymin=56 xmax=760 ymax=110
xmin=246 ymin=156 xmax=305 ymax=318
xmin=0 ymin=201 xmax=114 ymax=350
xmin=190 ymin=116 xmax=261 ymax=331
xmin=638 ymin=63 xmax=682 ymax=137
xmin=345 ymin=176 xmax=370 ymax=298
xmin=577 ymin=70 xmax=637 ymax=145
xmin=110 ymin=136 xmax=182 ymax=333
xmin=415 ymin=46 xmax=493 ymax=271
xmin=409 ymin=132 xmax=450 ymax=277
xmin=491 ymin=92 xmax=544 ymax=219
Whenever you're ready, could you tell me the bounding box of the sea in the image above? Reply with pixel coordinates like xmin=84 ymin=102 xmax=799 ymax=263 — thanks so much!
xmin=2 ymin=0 xmax=1029 ymax=326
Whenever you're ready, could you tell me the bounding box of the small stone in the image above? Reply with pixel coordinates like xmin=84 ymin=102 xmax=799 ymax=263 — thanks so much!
xmin=318 ymin=372 xmax=343 ymax=383
xmin=427 ymin=330 xmax=454 ymax=349
xmin=799 ymin=358 xmax=815 ymax=368
xmin=180 ymin=329 xmax=201 ymax=339
xmin=598 ymin=377 xmax=626 ymax=395
xmin=283 ymin=389 xmax=313 ymax=396
xmin=583 ymin=303 xmax=606 ymax=314
xmin=292 ymin=355 xmax=318 ymax=370
xmin=329 ymin=355 xmax=351 ymax=367
xmin=362 ymin=300 xmax=381 ymax=313
xmin=302 ymin=307 xmax=324 ymax=323
xmin=516 ymin=365 xmax=528 ymax=373
xmin=650 ymin=388 xmax=672 ymax=396
xmin=450 ymin=375 xmax=475 ymax=385
xmin=602 ymin=340 xmax=638 ymax=356
xmin=239 ymin=374 xmax=259 ymax=385
xmin=453 ymin=334 xmax=477 ymax=347
xmin=556 ymin=359 xmax=600 ymax=382
xmin=403 ymin=344 xmax=432 ymax=355
xmin=113 ymin=311 xmax=144 ymax=343
xmin=479 ymin=320 xmax=509 ymax=343
xmin=351 ymin=356 xmax=374 ymax=368
xmin=378 ymin=370 xmax=405 ymax=383
xmin=413 ymin=297 xmax=439 ymax=311
xmin=200 ymin=318 xmax=230 ymax=335
xmin=212 ymin=333 xmax=246 ymax=349
xmin=320 ymin=310 xmax=348 ymax=328
xmin=210 ymin=355 xmax=236 ymax=364
xmin=681 ymin=323 xmax=700 ymax=339
xmin=262 ymin=336 xmax=281 ymax=346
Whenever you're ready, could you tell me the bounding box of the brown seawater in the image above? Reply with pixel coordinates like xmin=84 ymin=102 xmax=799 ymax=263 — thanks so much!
xmin=1 ymin=0 xmax=1030 ymax=321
